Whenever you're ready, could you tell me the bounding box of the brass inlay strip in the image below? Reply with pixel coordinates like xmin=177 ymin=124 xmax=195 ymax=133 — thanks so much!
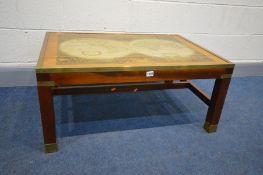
xmin=36 ymin=64 xmax=235 ymax=73
xmin=203 ymin=121 xmax=218 ymax=133
xmin=37 ymin=81 xmax=55 ymax=87
xmin=44 ymin=143 xmax=58 ymax=153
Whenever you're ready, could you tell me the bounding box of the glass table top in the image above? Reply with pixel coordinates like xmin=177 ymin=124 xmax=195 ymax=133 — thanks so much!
xmin=36 ymin=32 xmax=233 ymax=73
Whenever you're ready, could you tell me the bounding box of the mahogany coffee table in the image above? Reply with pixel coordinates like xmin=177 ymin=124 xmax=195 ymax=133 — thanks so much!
xmin=36 ymin=32 xmax=234 ymax=153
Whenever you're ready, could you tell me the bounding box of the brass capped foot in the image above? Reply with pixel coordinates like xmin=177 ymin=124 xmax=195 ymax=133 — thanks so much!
xmin=204 ymin=122 xmax=218 ymax=133
xmin=44 ymin=143 xmax=58 ymax=153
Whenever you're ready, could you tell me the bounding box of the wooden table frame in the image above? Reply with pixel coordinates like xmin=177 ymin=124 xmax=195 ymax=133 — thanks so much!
xmin=37 ymin=67 xmax=233 ymax=153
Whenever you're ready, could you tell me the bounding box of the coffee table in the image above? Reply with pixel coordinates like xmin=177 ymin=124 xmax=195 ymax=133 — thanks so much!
xmin=36 ymin=32 xmax=234 ymax=153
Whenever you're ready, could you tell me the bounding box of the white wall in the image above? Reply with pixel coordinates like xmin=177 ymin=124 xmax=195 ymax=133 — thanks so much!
xmin=0 ymin=0 xmax=263 ymax=68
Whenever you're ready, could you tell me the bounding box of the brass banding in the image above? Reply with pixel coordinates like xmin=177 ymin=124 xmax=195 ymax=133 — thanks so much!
xmin=44 ymin=143 xmax=58 ymax=153
xmin=203 ymin=121 xmax=218 ymax=133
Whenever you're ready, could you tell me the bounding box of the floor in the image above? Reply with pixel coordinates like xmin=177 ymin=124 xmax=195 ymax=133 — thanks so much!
xmin=0 ymin=77 xmax=262 ymax=175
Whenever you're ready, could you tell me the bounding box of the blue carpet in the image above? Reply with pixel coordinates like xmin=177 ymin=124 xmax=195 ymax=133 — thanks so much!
xmin=0 ymin=77 xmax=262 ymax=175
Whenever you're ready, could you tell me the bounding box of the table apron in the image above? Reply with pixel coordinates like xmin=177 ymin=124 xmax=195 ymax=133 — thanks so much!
xmin=37 ymin=68 xmax=231 ymax=86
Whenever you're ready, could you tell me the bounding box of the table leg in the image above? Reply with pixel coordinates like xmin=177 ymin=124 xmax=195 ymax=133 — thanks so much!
xmin=37 ymin=85 xmax=58 ymax=153
xmin=204 ymin=78 xmax=231 ymax=133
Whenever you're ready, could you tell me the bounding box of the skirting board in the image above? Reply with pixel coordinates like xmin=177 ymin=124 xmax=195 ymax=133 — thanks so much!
xmin=0 ymin=63 xmax=262 ymax=87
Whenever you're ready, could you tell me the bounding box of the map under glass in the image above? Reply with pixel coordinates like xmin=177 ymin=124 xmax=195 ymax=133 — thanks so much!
xmin=57 ymin=34 xmax=212 ymax=65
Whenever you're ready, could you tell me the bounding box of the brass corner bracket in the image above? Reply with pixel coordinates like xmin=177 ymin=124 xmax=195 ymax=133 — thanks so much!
xmin=220 ymin=74 xmax=232 ymax=79
xmin=204 ymin=122 xmax=218 ymax=133
xmin=37 ymin=81 xmax=56 ymax=87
